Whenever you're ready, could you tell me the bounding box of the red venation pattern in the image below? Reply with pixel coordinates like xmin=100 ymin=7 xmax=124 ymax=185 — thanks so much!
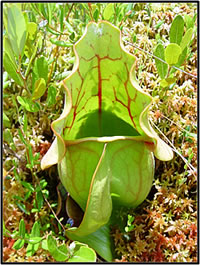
xmin=64 ymin=39 xmax=140 ymax=135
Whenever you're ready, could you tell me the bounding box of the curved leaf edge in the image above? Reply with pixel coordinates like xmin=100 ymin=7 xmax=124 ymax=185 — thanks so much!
xmin=66 ymin=223 xmax=113 ymax=262
xmin=41 ymin=21 xmax=173 ymax=170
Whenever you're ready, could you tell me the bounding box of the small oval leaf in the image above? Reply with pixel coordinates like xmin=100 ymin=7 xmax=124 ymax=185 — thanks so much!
xmin=160 ymin=77 xmax=176 ymax=88
xmin=19 ymin=219 xmax=26 ymax=238
xmin=169 ymin=15 xmax=184 ymax=45
xmin=32 ymin=78 xmax=46 ymax=101
xmin=184 ymin=14 xmax=195 ymax=30
xmin=103 ymin=3 xmax=114 ymax=20
xmin=27 ymin=22 xmax=37 ymax=40
xmin=3 ymin=113 xmax=11 ymax=128
xmin=50 ymin=38 xmax=73 ymax=47
xmin=47 ymin=85 xmax=57 ymax=106
xmin=28 ymin=237 xmax=43 ymax=244
xmin=33 ymin=56 xmax=48 ymax=83
xmin=154 ymin=43 xmax=168 ymax=79
xmin=3 ymin=36 xmax=16 ymax=66
xmin=17 ymin=96 xmax=40 ymax=112
xmin=3 ymin=52 xmax=24 ymax=87
xmin=176 ymin=47 xmax=187 ymax=67
xmin=13 ymin=239 xmax=25 ymax=250
xmin=68 ymin=245 xmax=96 ymax=262
xmin=165 ymin=43 xmax=182 ymax=65
xmin=47 ymin=235 xmax=69 ymax=261
xmin=41 ymin=239 xmax=48 ymax=250
xmin=180 ymin=28 xmax=193 ymax=51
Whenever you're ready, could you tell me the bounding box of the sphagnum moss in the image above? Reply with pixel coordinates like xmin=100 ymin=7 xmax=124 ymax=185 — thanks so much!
xmin=3 ymin=2 xmax=197 ymax=262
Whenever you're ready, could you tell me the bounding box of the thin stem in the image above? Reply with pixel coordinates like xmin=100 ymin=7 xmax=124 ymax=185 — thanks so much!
xmin=88 ymin=3 xmax=94 ymax=21
xmin=34 ymin=4 xmax=69 ymax=36
xmin=16 ymin=69 xmax=32 ymax=96
xmin=66 ymin=3 xmax=74 ymax=21
xmin=18 ymin=55 xmax=22 ymax=72
xmin=34 ymin=174 xmax=66 ymax=231
xmin=47 ymin=36 xmax=61 ymax=86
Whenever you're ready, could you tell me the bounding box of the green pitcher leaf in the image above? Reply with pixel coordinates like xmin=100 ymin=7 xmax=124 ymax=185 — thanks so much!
xmin=41 ymin=21 xmax=173 ymax=261
xmin=62 ymin=143 xmax=112 ymax=235
xmin=41 ymin=21 xmax=172 ymax=165
xmin=59 ymin=139 xmax=154 ymax=212
xmin=165 ymin=43 xmax=182 ymax=65
xmin=169 ymin=15 xmax=184 ymax=45
xmin=154 ymin=43 xmax=168 ymax=79
xmin=66 ymin=224 xmax=113 ymax=262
